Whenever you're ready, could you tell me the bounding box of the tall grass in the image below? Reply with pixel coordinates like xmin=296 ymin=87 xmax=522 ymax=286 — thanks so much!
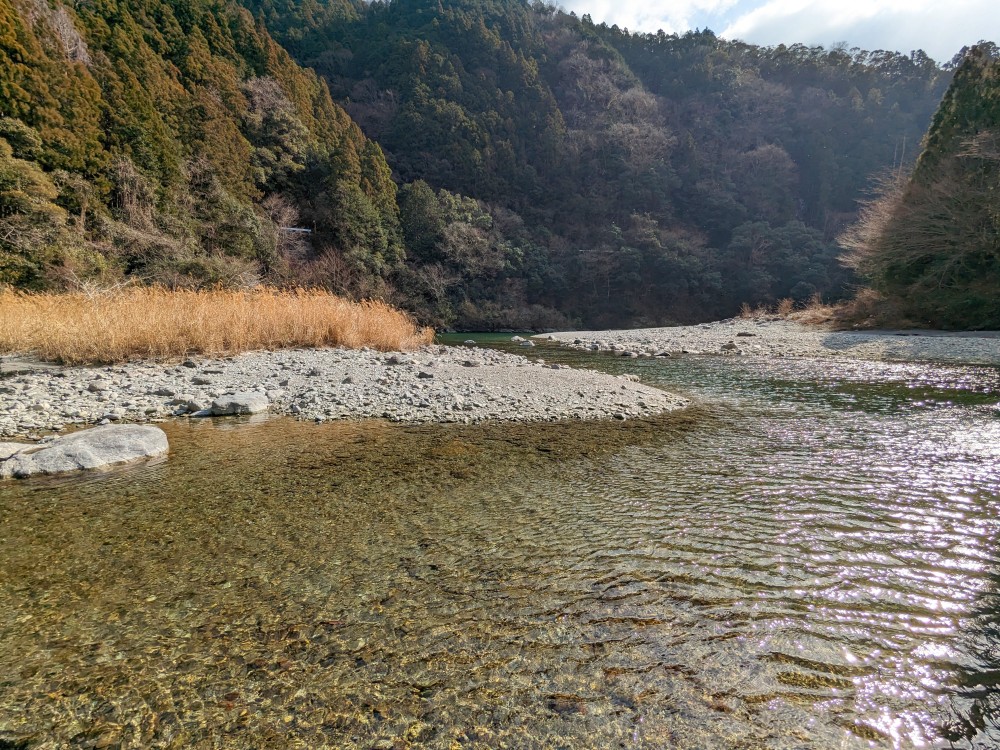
xmin=0 ymin=287 xmax=434 ymax=364
xmin=738 ymin=299 xmax=795 ymax=320
xmin=738 ymin=294 xmax=837 ymax=325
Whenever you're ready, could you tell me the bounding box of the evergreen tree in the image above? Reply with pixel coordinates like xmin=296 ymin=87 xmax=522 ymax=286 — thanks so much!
xmin=0 ymin=0 xmax=400 ymax=291
xmin=842 ymin=46 xmax=1000 ymax=328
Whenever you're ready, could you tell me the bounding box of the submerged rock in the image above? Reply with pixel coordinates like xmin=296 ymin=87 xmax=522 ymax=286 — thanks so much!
xmin=0 ymin=425 xmax=168 ymax=479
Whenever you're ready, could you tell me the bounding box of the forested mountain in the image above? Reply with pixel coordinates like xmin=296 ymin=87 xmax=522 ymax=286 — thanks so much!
xmin=0 ymin=0 xmax=976 ymax=329
xmin=0 ymin=0 xmax=400 ymax=291
xmin=842 ymin=45 xmax=1000 ymax=328
xmin=241 ymin=0 xmax=956 ymax=327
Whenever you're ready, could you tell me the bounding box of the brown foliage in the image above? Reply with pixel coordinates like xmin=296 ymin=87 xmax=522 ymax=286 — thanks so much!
xmin=739 ymin=295 xmax=836 ymax=324
xmin=837 ymin=172 xmax=908 ymax=275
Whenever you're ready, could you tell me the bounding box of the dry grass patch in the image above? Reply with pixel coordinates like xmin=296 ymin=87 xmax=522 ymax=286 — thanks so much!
xmin=0 ymin=287 xmax=433 ymax=365
xmin=789 ymin=293 xmax=838 ymax=325
xmin=740 ymin=295 xmax=840 ymax=325
xmin=738 ymin=300 xmax=791 ymax=320
xmin=738 ymin=301 xmax=767 ymax=320
xmin=833 ymin=288 xmax=923 ymax=329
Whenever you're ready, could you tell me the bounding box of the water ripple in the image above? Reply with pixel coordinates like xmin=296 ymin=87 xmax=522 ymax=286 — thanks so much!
xmin=1 ymin=353 xmax=1000 ymax=748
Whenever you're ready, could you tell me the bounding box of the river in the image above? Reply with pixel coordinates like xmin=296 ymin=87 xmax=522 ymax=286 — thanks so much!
xmin=1 ymin=337 xmax=998 ymax=749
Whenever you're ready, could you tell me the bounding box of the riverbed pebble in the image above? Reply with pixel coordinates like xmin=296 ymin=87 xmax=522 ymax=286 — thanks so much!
xmin=543 ymin=319 xmax=1000 ymax=366
xmin=0 ymin=346 xmax=687 ymax=439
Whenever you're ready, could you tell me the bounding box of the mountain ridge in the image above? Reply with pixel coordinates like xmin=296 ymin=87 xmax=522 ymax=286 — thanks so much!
xmin=3 ymin=0 xmax=988 ymax=329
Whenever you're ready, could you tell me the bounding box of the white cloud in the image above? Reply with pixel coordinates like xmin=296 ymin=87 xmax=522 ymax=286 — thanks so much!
xmin=721 ymin=0 xmax=992 ymax=61
xmin=559 ymin=0 xmax=997 ymax=63
xmin=561 ymin=0 xmax=740 ymax=35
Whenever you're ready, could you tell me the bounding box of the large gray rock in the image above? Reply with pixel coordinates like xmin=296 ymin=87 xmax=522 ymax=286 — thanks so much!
xmin=211 ymin=391 xmax=269 ymax=416
xmin=0 ymin=442 xmax=32 ymax=460
xmin=0 ymin=425 xmax=168 ymax=479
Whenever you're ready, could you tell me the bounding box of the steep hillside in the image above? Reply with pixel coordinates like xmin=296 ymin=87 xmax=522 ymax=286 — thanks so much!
xmin=1 ymin=0 xmax=969 ymax=329
xmin=241 ymin=0 xmax=954 ymax=327
xmin=0 ymin=0 xmax=400 ymax=290
xmin=842 ymin=45 xmax=1000 ymax=328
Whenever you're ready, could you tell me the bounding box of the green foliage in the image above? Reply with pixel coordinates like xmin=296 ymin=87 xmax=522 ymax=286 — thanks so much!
xmin=320 ymin=181 xmax=398 ymax=275
xmin=0 ymin=0 xmax=400 ymax=292
xmin=843 ymin=47 xmax=1000 ymax=329
xmin=0 ymin=128 xmax=110 ymax=287
xmin=398 ymin=179 xmax=446 ymax=262
xmin=916 ymin=46 xmax=1000 ymax=178
xmin=394 ymin=179 xmax=530 ymax=326
xmin=246 ymin=0 xmax=954 ymax=326
xmin=243 ymin=76 xmax=310 ymax=188
xmin=0 ymin=134 xmax=65 ymax=286
xmin=0 ymin=116 xmax=40 ymax=158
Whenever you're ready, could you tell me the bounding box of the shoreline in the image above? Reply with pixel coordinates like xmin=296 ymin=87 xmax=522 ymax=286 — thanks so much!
xmin=6 ymin=318 xmax=998 ymax=442
xmin=0 ymin=344 xmax=687 ymax=441
xmin=540 ymin=319 xmax=1000 ymax=367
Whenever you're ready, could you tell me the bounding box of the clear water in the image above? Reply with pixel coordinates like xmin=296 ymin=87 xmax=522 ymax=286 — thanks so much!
xmin=2 ymin=339 xmax=1000 ymax=749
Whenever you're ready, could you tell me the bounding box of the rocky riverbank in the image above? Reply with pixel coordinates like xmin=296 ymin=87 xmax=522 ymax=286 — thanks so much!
xmin=540 ymin=319 xmax=1000 ymax=366
xmin=0 ymin=344 xmax=687 ymax=440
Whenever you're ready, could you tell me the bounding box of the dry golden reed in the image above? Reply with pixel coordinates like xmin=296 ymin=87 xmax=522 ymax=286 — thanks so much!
xmin=789 ymin=293 xmax=838 ymax=325
xmin=738 ymin=295 xmax=838 ymax=326
xmin=0 ymin=287 xmax=434 ymax=365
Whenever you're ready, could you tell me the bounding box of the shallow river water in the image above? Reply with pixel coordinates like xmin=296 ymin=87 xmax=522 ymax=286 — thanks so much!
xmin=1 ymin=338 xmax=1000 ymax=749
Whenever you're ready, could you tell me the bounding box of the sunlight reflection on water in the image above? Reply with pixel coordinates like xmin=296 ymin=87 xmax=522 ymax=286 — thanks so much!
xmin=0 ymin=347 xmax=999 ymax=748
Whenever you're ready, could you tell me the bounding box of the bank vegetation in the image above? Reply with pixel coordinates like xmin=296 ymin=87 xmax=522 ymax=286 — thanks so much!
xmin=0 ymin=287 xmax=433 ymax=365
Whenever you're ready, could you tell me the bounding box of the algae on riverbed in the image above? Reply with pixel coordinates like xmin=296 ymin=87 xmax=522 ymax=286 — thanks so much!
xmin=2 ymin=348 xmax=1000 ymax=749
xmin=1 ymin=413 xmax=718 ymax=749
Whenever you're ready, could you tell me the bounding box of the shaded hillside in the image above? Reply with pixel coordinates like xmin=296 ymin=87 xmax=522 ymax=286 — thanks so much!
xmin=233 ymin=0 xmax=956 ymax=327
xmin=0 ymin=0 xmax=400 ymax=291
xmin=1 ymin=0 xmax=968 ymax=329
xmin=841 ymin=44 xmax=1000 ymax=329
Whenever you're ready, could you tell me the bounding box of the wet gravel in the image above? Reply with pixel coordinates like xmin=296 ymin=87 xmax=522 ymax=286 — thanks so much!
xmin=542 ymin=318 xmax=1000 ymax=366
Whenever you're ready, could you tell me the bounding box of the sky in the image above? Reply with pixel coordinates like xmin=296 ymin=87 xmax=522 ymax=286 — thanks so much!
xmin=558 ymin=0 xmax=997 ymax=64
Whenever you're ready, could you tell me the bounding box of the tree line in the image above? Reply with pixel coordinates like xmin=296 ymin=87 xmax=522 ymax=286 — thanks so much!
xmin=3 ymin=0 xmax=989 ymax=329
xmin=841 ymin=44 xmax=1000 ymax=329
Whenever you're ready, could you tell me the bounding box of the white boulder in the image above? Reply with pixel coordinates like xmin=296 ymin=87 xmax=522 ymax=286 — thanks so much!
xmin=1 ymin=425 xmax=168 ymax=479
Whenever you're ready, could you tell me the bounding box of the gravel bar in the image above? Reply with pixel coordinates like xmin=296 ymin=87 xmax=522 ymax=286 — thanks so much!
xmin=540 ymin=319 xmax=1000 ymax=366
xmin=0 ymin=345 xmax=687 ymax=439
